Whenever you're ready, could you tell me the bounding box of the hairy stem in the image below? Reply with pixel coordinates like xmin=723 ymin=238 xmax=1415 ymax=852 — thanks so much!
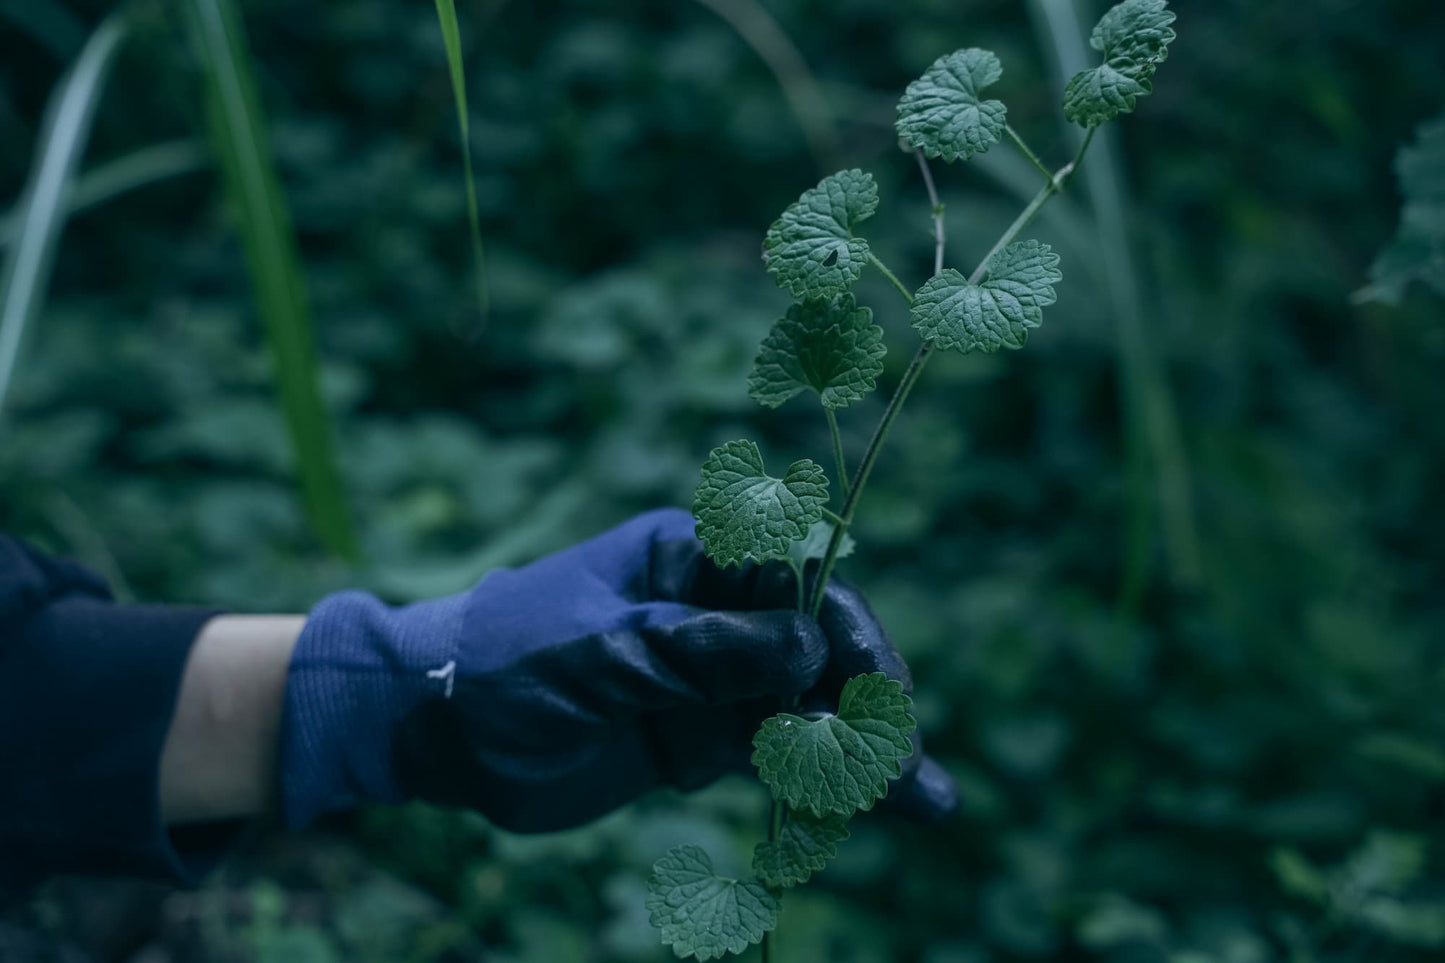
xmin=806 ymin=137 xmax=1095 ymax=617
xmin=826 ymin=407 xmax=850 ymax=499
xmin=808 ymin=341 xmax=931 ymax=616
xmin=1005 ymin=123 xmax=1055 ymax=183
xmin=914 ymin=150 xmax=946 ymax=277
xmin=866 ymin=252 xmax=914 ymax=304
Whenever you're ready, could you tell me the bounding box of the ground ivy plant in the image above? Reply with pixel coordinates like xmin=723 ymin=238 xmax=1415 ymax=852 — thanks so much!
xmin=647 ymin=2 xmax=1177 ymax=959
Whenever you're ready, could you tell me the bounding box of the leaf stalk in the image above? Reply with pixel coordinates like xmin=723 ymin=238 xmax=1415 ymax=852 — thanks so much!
xmin=913 ymin=150 xmax=946 ymax=277
xmin=1005 ymin=123 xmax=1055 ymax=183
xmin=865 ymin=252 xmax=914 ymax=304
xmin=825 ymin=408 xmax=850 ymax=499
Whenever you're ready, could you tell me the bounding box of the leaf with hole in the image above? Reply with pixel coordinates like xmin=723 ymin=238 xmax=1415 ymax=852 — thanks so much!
xmin=895 ymin=48 xmax=1007 ymax=162
xmin=1063 ymin=0 xmax=1176 ymax=127
xmin=693 ymin=440 xmax=828 ymax=568
xmin=748 ymin=294 xmax=886 ymax=410
xmin=752 ymin=672 xmax=917 ymax=818
xmin=646 ymin=845 xmax=779 ymax=960
xmin=763 ymin=169 xmax=878 ymax=299
xmin=753 ymin=813 xmax=851 ymax=889
xmin=911 ymin=240 xmax=1062 ymax=354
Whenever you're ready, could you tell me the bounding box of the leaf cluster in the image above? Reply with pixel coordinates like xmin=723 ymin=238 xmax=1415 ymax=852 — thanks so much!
xmin=654 ymin=2 xmax=1181 ymax=957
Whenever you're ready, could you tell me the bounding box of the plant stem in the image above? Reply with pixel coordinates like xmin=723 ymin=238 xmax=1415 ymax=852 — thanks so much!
xmin=825 ymin=407 xmax=850 ymax=498
xmin=807 ymin=340 xmax=932 ymax=617
xmin=866 ymin=252 xmax=914 ymax=304
xmin=1005 ymin=123 xmax=1054 ymax=183
xmin=914 ymin=150 xmax=946 ymax=277
xmin=806 ymin=136 xmax=1097 ymax=618
xmin=969 ymin=130 xmax=1093 ymax=283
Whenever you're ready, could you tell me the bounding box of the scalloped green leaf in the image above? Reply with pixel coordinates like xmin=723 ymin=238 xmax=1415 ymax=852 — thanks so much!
xmin=646 ymin=845 xmax=779 ymax=960
xmin=752 ymin=813 xmax=851 ymax=889
xmin=751 ymin=672 xmax=917 ymax=818
xmin=1063 ymin=0 xmax=1176 ymax=127
xmin=763 ymin=169 xmax=878 ymax=299
xmin=1359 ymin=111 xmax=1445 ymax=305
xmin=895 ymin=48 xmax=1007 ymax=162
xmin=748 ymin=294 xmax=886 ymax=410
xmin=693 ymin=440 xmax=829 ymax=568
xmin=910 ymin=240 xmax=1062 ymax=354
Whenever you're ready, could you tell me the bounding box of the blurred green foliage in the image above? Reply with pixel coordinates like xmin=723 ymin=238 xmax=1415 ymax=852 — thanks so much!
xmin=3 ymin=0 xmax=1445 ymax=961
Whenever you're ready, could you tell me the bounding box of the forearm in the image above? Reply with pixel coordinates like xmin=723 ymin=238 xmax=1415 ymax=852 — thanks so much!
xmin=159 ymin=614 xmax=305 ymax=824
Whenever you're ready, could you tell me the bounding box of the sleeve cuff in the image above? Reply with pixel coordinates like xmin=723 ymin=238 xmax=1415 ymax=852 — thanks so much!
xmin=0 ymin=597 xmax=230 ymax=884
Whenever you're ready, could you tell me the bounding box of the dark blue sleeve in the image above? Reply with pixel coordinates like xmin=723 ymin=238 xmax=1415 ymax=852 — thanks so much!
xmin=0 ymin=536 xmax=226 ymax=891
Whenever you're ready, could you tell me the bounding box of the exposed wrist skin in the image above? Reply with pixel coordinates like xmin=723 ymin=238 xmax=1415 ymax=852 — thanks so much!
xmin=158 ymin=615 xmax=305 ymax=824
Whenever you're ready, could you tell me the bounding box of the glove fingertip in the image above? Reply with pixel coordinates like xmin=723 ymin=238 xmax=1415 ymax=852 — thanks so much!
xmin=888 ymin=755 xmax=960 ymax=824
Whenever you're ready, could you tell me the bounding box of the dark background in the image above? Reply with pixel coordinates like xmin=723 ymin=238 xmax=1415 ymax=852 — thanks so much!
xmin=2 ymin=0 xmax=1444 ymax=960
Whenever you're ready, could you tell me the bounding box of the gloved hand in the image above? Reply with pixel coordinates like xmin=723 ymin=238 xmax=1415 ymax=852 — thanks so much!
xmin=281 ymin=508 xmax=956 ymax=832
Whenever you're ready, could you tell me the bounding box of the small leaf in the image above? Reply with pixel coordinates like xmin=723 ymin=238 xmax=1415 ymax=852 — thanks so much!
xmin=895 ymin=48 xmax=1007 ymax=162
xmin=748 ymin=294 xmax=886 ymax=410
xmin=763 ymin=169 xmax=878 ymax=299
xmin=751 ymin=672 xmax=917 ymax=818
xmin=647 ymin=845 xmax=779 ymax=960
xmin=787 ymin=519 xmax=855 ymax=569
xmin=910 ymin=240 xmax=1062 ymax=354
xmin=1063 ymin=0 xmax=1177 ymax=127
xmin=693 ymin=440 xmax=829 ymax=568
xmin=1358 ymin=111 xmax=1445 ymax=305
xmin=752 ymin=813 xmax=851 ymax=889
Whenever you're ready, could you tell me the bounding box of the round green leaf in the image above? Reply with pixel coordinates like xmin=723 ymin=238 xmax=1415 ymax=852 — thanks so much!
xmin=747 ymin=294 xmax=886 ymax=410
xmin=895 ymin=48 xmax=1007 ymax=163
xmin=910 ymin=240 xmax=1062 ymax=354
xmin=646 ymin=845 xmax=779 ymax=961
xmin=751 ymin=672 xmax=917 ymax=818
xmin=752 ymin=813 xmax=851 ymax=889
xmin=693 ymin=440 xmax=829 ymax=568
xmin=763 ymin=169 xmax=878 ymax=299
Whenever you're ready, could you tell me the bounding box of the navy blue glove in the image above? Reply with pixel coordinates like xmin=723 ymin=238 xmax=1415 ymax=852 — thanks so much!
xmin=281 ymin=508 xmax=956 ymax=832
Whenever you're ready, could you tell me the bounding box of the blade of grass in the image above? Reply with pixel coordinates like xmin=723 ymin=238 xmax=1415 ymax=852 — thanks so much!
xmin=1026 ymin=0 xmax=1202 ymax=608
xmin=692 ymin=0 xmax=840 ymax=172
xmin=433 ymin=0 xmax=489 ymax=320
xmin=185 ymin=0 xmax=358 ymax=561
xmin=0 ymin=14 xmax=126 ymax=417
xmin=1 ymin=139 xmax=206 ymax=250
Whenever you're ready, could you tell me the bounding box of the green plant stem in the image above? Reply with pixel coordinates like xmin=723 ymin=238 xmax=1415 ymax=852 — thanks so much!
xmin=762 ymin=686 xmax=796 ymax=963
xmin=808 ymin=342 xmax=931 ymax=617
xmin=866 ymin=252 xmax=914 ymax=304
xmin=914 ymin=150 xmax=945 ymax=276
xmin=807 ymin=137 xmax=1096 ymax=617
xmin=1005 ymin=123 xmax=1054 ymax=182
xmin=826 ymin=407 xmax=850 ymax=498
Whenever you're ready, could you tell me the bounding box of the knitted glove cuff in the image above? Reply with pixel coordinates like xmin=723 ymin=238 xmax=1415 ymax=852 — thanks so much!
xmin=280 ymin=590 xmax=465 ymax=828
